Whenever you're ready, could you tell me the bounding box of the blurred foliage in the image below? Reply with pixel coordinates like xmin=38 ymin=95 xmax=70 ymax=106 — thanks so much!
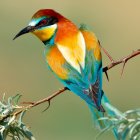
xmin=0 ymin=94 xmax=35 ymax=140
xmin=97 ymin=104 xmax=140 ymax=140
xmin=0 ymin=94 xmax=139 ymax=140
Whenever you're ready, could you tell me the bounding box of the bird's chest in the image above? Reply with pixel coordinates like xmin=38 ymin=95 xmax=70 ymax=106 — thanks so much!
xmin=45 ymin=44 xmax=101 ymax=87
xmin=44 ymin=31 xmax=86 ymax=80
xmin=45 ymin=45 xmax=69 ymax=80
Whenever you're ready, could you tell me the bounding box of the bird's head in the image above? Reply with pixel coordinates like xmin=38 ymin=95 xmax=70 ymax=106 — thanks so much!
xmin=13 ymin=9 xmax=64 ymax=42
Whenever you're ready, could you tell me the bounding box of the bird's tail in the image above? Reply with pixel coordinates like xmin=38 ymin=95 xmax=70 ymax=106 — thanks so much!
xmin=88 ymin=92 xmax=119 ymax=139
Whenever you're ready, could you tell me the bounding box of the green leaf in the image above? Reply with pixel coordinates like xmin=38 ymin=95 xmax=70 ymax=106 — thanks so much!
xmin=133 ymin=131 xmax=140 ymax=140
xmin=2 ymin=93 xmax=6 ymax=103
xmin=12 ymin=94 xmax=22 ymax=106
xmin=18 ymin=111 xmax=26 ymax=127
xmin=20 ymin=123 xmax=36 ymax=140
xmin=124 ymin=109 xmax=140 ymax=116
xmin=0 ymin=134 xmax=4 ymax=140
xmin=7 ymin=97 xmax=13 ymax=106
xmin=129 ymin=121 xmax=140 ymax=138
xmin=96 ymin=125 xmax=115 ymax=139
xmin=104 ymin=103 xmax=125 ymax=119
xmin=0 ymin=94 xmax=36 ymax=140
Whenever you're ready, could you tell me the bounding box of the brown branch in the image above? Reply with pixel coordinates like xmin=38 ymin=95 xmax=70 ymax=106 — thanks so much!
xmin=15 ymin=87 xmax=68 ymax=116
xmin=103 ymin=49 xmax=140 ymax=75
xmin=2 ymin=49 xmax=140 ymax=120
xmin=2 ymin=87 xmax=68 ymax=120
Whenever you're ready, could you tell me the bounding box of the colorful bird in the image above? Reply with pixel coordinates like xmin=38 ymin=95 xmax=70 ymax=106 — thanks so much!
xmin=13 ymin=9 xmax=118 ymax=137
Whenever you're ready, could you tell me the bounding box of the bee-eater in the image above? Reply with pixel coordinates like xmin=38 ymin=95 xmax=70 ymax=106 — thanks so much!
xmin=14 ymin=9 xmax=119 ymax=138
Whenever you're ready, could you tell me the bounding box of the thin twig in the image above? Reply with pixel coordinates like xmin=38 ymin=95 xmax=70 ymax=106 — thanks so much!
xmin=98 ymin=41 xmax=114 ymax=62
xmin=99 ymin=40 xmax=140 ymax=75
xmin=2 ymin=87 xmax=68 ymax=120
xmin=14 ymin=87 xmax=68 ymax=116
xmin=103 ymin=49 xmax=140 ymax=74
xmin=98 ymin=41 xmax=113 ymax=80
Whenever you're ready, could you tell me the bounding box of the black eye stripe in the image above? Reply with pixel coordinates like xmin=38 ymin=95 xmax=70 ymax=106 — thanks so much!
xmin=36 ymin=19 xmax=48 ymax=26
xmin=35 ymin=17 xmax=58 ymax=28
xmin=48 ymin=17 xmax=58 ymax=25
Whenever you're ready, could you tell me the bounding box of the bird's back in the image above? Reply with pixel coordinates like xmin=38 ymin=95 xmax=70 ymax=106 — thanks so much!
xmin=45 ymin=24 xmax=103 ymax=111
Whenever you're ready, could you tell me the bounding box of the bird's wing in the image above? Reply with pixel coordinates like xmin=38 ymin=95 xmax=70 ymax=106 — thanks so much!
xmin=45 ymin=30 xmax=86 ymax=80
xmin=56 ymin=31 xmax=86 ymax=74
xmin=79 ymin=24 xmax=102 ymax=83
xmin=79 ymin=24 xmax=102 ymax=62
xmin=45 ymin=45 xmax=69 ymax=80
xmin=79 ymin=24 xmax=103 ymax=109
xmin=45 ymin=24 xmax=103 ymax=108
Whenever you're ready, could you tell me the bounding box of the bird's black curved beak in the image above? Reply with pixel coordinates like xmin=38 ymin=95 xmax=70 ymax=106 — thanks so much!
xmin=13 ymin=26 xmax=35 ymax=40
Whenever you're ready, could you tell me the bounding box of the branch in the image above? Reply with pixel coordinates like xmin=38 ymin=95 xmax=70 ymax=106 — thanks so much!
xmin=2 ymin=87 xmax=68 ymax=120
xmin=103 ymin=49 xmax=140 ymax=75
xmin=3 ymin=49 xmax=140 ymax=119
xmin=18 ymin=87 xmax=68 ymax=115
xmin=1 ymin=36 xmax=139 ymax=139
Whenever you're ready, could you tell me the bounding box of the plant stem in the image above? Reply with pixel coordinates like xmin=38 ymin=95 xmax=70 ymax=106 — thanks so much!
xmin=103 ymin=49 xmax=140 ymax=74
xmin=3 ymin=49 xmax=140 ymax=119
xmin=15 ymin=87 xmax=68 ymax=116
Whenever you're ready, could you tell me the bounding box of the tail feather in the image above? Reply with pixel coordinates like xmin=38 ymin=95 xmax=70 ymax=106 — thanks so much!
xmin=88 ymin=93 xmax=119 ymax=139
xmin=88 ymin=104 xmax=106 ymax=129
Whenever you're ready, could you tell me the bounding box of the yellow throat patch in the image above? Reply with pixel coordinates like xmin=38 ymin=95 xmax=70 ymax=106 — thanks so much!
xmin=32 ymin=24 xmax=57 ymax=41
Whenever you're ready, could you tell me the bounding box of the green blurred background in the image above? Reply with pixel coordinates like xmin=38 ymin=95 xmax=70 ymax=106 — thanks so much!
xmin=0 ymin=0 xmax=140 ymax=139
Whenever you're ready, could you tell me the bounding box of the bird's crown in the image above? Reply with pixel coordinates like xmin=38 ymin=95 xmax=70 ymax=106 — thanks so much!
xmin=32 ymin=9 xmax=63 ymax=19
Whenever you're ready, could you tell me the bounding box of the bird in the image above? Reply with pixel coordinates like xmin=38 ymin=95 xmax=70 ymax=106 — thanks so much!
xmin=13 ymin=9 xmax=118 ymax=137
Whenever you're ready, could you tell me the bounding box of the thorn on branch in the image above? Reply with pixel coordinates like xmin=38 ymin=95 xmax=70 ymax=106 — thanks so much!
xmin=103 ymin=49 xmax=140 ymax=77
xmin=42 ymin=100 xmax=51 ymax=112
xmin=121 ymin=59 xmax=127 ymax=76
xmin=101 ymin=46 xmax=114 ymax=62
xmin=98 ymin=40 xmax=114 ymax=62
xmin=104 ymin=71 xmax=109 ymax=81
xmin=13 ymin=87 xmax=68 ymax=117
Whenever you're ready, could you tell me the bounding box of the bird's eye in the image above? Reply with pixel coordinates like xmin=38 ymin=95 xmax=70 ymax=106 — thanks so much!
xmin=37 ymin=19 xmax=48 ymax=27
xmin=41 ymin=19 xmax=47 ymax=24
xmin=40 ymin=19 xmax=47 ymax=25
